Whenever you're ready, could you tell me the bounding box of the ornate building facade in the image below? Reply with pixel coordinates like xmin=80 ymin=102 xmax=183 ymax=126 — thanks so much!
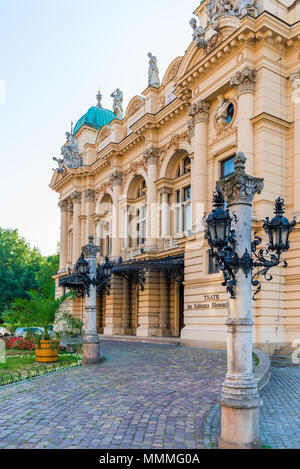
xmin=50 ymin=0 xmax=300 ymax=353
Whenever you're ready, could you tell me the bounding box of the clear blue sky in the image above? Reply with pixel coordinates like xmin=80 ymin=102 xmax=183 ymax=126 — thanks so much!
xmin=0 ymin=0 xmax=198 ymax=255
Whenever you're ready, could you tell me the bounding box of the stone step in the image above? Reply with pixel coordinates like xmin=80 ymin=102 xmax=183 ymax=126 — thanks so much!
xmin=274 ymin=351 xmax=294 ymax=357
xmin=271 ymin=358 xmax=299 ymax=367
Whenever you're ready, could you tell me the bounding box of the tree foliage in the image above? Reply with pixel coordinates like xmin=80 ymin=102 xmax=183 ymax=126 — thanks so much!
xmin=0 ymin=228 xmax=59 ymax=317
xmin=4 ymin=290 xmax=74 ymax=338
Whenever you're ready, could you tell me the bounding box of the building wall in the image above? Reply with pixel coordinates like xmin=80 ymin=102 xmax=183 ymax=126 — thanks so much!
xmin=51 ymin=1 xmax=300 ymax=353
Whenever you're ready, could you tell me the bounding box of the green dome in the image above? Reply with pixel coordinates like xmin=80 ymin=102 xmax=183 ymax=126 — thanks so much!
xmin=73 ymin=106 xmax=116 ymax=135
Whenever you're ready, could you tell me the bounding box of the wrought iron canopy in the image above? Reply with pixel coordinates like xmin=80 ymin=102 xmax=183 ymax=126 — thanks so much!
xmin=59 ymin=254 xmax=184 ymax=297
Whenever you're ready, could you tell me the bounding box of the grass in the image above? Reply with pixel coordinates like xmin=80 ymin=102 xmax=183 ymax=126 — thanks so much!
xmin=253 ymin=352 xmax=259 ymax=369
xmin=0 ymin=351 xmax=81 ymax=375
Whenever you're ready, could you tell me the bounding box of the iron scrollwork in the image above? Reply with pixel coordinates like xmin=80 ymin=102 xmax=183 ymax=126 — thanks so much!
xmin=251 ymin=234 xmax=287 ymax=301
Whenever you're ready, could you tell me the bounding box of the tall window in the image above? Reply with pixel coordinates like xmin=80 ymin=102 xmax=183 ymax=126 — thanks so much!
xmin=208 ymin=251 xmax=219 ymax=275
xmin=175 ymin=186 xmax=191 ymax=234
xmin=221 ymin=156 xmax=235 ymax=179
xmin=106 ymin=221 xmax=112 ymax=256
xmin=136 ymin=206 xmax=147 ymax=246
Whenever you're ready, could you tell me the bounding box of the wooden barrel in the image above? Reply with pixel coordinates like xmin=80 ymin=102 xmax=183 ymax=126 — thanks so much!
xmin=35 ymin=340 xmax=58 ymax=363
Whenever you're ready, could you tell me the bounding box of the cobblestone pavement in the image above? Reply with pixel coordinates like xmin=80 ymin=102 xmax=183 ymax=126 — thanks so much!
xmin=0 ymin=341 xmax=226 ymax=449
xmin=205 ymin=367 xmax=300 ymax=449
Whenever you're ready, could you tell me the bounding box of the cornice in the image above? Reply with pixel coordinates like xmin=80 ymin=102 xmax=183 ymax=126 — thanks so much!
xmin=251 ymin=112 xmax=293 ymax=129
xmin=176 ymin=12 xmax=299 ymax=93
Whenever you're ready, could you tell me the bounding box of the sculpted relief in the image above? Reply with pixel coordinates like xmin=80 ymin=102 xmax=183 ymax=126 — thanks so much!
xmin=53 ymin=130 xmax=82 ymax=172
xmin=190 ymin=0 xmax=257 ymax=51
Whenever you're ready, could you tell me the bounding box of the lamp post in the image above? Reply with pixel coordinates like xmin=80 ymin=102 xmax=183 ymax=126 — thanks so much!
xmin=82 ymin=235 xmax=101 ymax=365
xmin=205 ymin=153 xmax=295 ymax=449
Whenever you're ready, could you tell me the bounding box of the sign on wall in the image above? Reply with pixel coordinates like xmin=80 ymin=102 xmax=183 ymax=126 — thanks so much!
xmin=185 ymin=294 xmax=229 ymax=311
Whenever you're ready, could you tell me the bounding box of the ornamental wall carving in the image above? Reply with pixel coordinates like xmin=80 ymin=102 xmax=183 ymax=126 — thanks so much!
xmin=158 ymin=130 xmax=192 ymax=171
xmin=121 ymin=158 xmax=148 ymax=190
xmin=98 ymin=126 xmax=112 ymax=144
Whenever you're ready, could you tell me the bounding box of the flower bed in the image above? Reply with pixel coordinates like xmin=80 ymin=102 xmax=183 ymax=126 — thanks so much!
xmin=4 ymin=337 xmax=35 ymax=351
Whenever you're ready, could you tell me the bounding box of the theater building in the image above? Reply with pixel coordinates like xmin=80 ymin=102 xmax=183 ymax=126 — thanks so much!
xmin=50 ymin=0 xmax=300 ymax=353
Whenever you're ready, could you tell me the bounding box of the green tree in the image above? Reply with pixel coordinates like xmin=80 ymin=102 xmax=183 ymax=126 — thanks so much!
xmin=0 ymin=228 xmax=60 ymax=317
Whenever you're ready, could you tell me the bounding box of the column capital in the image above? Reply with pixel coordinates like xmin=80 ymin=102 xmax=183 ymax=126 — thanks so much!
xmin=110 ymin=170 xmax=123 ymax=187
xmin=58 ymin=199 xmax=69 ymax=212
xmin=290 ymin=70 xmax=300 ymax=84
xmin=85 ymin=189 xmax=95 ymax=202
xmin=82 ymin=235 xmax=101 ymax=259
xmin=217 ymin=153 xmax=264 ymax=206
xmin=70 ymin=191 xmax=82 ymax=204
xmin=188 ymin=100 xmax=210 ymax=124
xmin=158 ymin=186 xmax=173 ymax=196
xmin=230 ymin=67 xmax=256 ymax=96
xmin=143 ymin=146 xmax=160 ymax=166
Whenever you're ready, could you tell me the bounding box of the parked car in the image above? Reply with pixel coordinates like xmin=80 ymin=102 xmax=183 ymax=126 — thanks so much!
xmin=14 ymin=327 xmax=45 ymax=338
xmin=0 ymin=327 xmax=11 ymax=337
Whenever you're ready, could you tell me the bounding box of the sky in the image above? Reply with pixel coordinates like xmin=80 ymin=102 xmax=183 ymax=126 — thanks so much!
xmin=0 ymin=0 xmax=198 ymax=256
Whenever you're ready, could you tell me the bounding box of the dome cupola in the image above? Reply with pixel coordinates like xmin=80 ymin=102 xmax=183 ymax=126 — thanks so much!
xmin=73 ymin=91 xmax=116 ymax=135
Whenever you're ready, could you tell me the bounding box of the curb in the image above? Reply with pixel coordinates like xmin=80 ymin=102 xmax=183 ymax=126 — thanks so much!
xmin=253 ymin=348 xmax=271 ymax=391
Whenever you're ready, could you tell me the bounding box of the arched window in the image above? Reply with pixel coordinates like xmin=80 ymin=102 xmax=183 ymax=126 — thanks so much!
xmin=97 ymin=194 xmax=113 ymax=257
xmin=175 ymin=156 xmax=191 ymax=178
xmin=127 ymin=175 xmax=147 ymax=250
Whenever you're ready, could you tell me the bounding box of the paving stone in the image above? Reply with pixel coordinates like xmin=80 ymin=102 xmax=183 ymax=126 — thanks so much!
xmin=0 ymin=341 xmax=226 ymax=449
xmin=204 ymin=366 xmax=300 ymax=449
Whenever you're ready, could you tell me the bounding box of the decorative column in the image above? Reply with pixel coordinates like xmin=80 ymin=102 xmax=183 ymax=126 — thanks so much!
xmin=70 ymin=191 xmax=82 ymax=264
xmin=157 ymin=271 xmax=171 ymax=337
xmin=82 ymin=235 xmax=101 ymax=365
xmin=110 ymin=171 xmax=123 ymax=259
xmin=58 ymin=199 xmax=69 ymax=271
xmin=217 ymin=153 xmax=264 ymax=449
xmin=230 ymin=67 xmax=256 ymax=176
xmin=159 ymin=187 xmax=172 ymax=238
xmin=120 ymin=278 xmax=132 ymax=336
xmin=188 ymin=100 xmax=210 ymax=230
xmin=290 ymin=71 xmax=300 ymax=215
xmin=144 ymin=147 xmax=160 ymax=252
xmin=85 ymin=190 xmax=96 ymax=244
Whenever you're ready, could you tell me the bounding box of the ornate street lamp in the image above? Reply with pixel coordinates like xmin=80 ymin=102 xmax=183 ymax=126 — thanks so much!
xmin=205 ymin=152 xmax=296 ymax=449
xmin=102 ymin=256 xmax=113 ymax=278
xmin=264 ymin=197 xmax=296 ymax=256
xmin=75 ymin=252 xmax=89 ymax=275
xmin=206 ymin=191 xmax=233 ymax=249
xmin=205 ymin=193 xmax=296 ymax=300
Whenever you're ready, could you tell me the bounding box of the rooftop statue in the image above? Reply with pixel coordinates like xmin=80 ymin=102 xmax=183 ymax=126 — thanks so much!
xmin=111 ymin=88 xmax=124 ymax=119
xmin=53 ymin=128 xmax=82 ymax=171
xmin=190 ymin=18 xmax=207 ymax=49
xmin=148 ymin=53 xmax=160 ymax=88
xmin=206 ymin=0 xmax=257 ymax=24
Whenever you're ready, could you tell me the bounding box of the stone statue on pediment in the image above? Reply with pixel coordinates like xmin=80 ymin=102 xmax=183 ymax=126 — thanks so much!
xmin=190 ymin=18 xmax=207 ymax=49
xmin=148 ymin=53 xmax=160 ymax=88
xmin=111 ymin=88 xmax=124 ymax=119
xmin=216 ymin=95 xmax=230 ymax=121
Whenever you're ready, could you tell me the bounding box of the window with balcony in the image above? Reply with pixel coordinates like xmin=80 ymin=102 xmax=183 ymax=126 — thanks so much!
xmin=136 ymin=206 xmax=147 ymax=246
xmin=175 ymin=186 xmax=191 ymax=235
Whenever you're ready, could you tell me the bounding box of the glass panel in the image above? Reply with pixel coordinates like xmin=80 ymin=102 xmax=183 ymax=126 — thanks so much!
xmin=208 ymin=251 xmax=219 ymax=274
xmin=175 ymin=207 xmax=181 ymax=233
xmin=221 ymin=157 xmax=235 ymax=179
xmin=183 ymin=186 xmax=191 ymax=202
xmin=183 ymin=204 xmax=191 ymax=231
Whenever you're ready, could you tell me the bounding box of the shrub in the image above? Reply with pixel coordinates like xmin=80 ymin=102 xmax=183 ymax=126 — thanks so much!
xmin=4 ymin=336 xmax=35 ymax=351
xmin=53 ymin=312 xmax=83 ymax=339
